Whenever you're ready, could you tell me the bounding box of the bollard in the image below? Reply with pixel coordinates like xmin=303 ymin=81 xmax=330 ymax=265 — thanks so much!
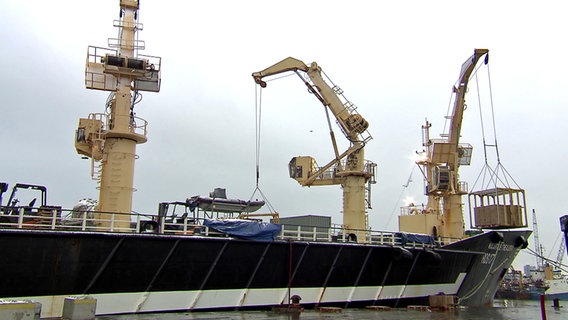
xmin=62 ymin=296 xmax=97 ymax=320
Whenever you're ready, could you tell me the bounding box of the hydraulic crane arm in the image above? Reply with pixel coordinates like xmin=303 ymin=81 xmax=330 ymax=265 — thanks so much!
xmin=448 ymin=48 xmax=489 ymax=145
xmin=252 ymin=57 xmax=369 ymax=143
xmin=426 ymin=49 xmax=489 ymax=189
xmin=253 ymin=57 xmax=309 ymax=88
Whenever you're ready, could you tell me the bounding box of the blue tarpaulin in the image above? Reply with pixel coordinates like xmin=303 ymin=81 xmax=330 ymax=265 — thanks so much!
xmin=204 ymin=219 xmax=282 ymax=241
xmin=395 ymin=232 xmax=435 ymax=245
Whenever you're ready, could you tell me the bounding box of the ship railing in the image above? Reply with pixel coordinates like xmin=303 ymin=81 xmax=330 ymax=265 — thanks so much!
xmin=0 ymin=207 xmax=441 ymax=248
xmin=146 ymin=216 xmax=225 ymax=237
xmin=0 ymin=206 xmax=224 ymax=236
xmin=0 ymin=205 xmax=63 ymax=230
xmin=278 ymin=224 xmax=439 ymax=248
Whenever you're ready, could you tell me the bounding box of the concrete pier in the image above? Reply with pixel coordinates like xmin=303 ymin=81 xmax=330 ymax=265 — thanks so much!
xmin=0 ymin=299 xmax=41 ymax=320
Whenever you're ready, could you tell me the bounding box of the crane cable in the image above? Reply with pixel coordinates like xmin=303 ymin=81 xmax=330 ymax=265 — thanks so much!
xmin=525 ymin=246 xmax=568 ymax=274
xmin=248 ymin=84 xmax=277 ymax=213
xmin=248 ymin=71 xmax=321 ymax=213
xmin=469 ymin=63 xmax=522 ymax=191
xmin=255 ymin=84 xmax=262 ymax=187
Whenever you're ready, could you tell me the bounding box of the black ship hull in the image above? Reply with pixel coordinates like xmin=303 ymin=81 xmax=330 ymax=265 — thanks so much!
xmin=0 ymin=228 xmax=530 ymax=317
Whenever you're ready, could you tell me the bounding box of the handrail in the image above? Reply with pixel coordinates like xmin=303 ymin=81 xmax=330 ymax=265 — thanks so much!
xmin=0 ymin=205 xmax=448 ymax=248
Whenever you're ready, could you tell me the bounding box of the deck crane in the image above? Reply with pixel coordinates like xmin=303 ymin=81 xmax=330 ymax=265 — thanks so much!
xmin=252 ymin=57 xmax=376 ymax=242
xmin=402 ymin=49 xmax=527 ymax=242
xmin=399 ymin=49 xmax=489 ymax=241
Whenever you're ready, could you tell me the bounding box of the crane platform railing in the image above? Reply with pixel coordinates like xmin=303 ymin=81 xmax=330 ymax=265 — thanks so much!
xmin=310 ymin=159 xmax=377 ymax=181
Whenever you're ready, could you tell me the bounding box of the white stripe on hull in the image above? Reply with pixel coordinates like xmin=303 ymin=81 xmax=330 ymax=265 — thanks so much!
xmin=20 ymin=273 xmax=466 ymax=318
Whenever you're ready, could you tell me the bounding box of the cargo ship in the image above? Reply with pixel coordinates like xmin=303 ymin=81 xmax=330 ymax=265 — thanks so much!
xmin=0 ymin=1 xmax=531 ymax=318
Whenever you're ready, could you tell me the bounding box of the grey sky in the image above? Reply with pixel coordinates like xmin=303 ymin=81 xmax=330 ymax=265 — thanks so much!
xmin=1 ymin=0 xmax=567 ymax=270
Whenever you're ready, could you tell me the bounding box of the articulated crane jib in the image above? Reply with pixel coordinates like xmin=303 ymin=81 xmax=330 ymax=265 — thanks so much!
xmin=252 ymin=57 xmax=376 ymax=242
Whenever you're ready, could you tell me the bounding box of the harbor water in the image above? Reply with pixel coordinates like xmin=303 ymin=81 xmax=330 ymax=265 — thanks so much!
xmin=95 ymin=300 xmax=567 ymax=320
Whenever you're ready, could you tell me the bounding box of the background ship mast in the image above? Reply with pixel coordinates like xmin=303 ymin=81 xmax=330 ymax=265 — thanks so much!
xmin=75 ymin=0 xmax=161 ymax=230
xmin=533 ymin=209 xmax=545 ymax=269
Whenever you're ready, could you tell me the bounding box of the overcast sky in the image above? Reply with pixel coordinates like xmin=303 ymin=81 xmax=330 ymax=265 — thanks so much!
xmin=1 ymin=0 xmax=567 ymax=270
